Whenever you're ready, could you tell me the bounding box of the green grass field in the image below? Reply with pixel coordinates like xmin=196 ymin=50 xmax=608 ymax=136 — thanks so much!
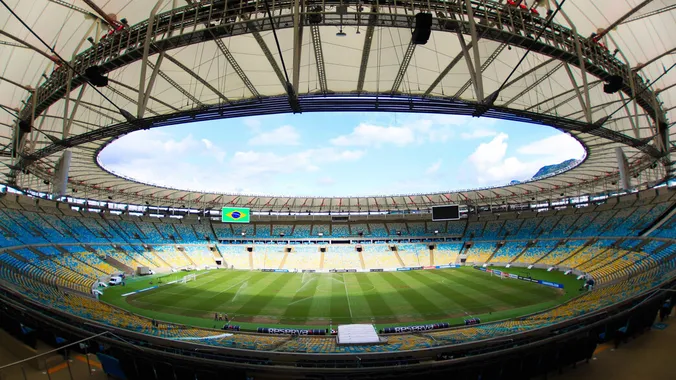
xmin=101 ymin=267 xmax=584 ymax=330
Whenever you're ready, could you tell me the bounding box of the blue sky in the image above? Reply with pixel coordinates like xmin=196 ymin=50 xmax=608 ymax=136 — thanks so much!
xmin=98 ymin=113 xmax=586 ymax=196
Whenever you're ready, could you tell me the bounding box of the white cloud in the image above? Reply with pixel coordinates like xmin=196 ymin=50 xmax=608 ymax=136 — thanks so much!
xmin=242 ymin=117 xmax=261 ymax=131
xmin=517 ymin=133 xmax=585 ymax=162
xmin=201 ymin=138 xmax=226 ymax=163
xmin=248 ymin=125 xmax=301 ymax=146
xmin=329 ymin=115 xmax=501 ymax=148
xmin=317 ymin=177 xmax=336 ymax=186
xmin=467 ymin=133 xmax=584 ymax=185
xmin=468 ymin=133 xmax=509 ymax=168
xmin=425 ymin=160 xmax=442 ymax=175
xmin=330 ymin=123 xmax=417 ymax=147
xmin=231 ymin=148 xmax=363 ymax=175
xmin=461 ymin=129 xmax=498 ymax=139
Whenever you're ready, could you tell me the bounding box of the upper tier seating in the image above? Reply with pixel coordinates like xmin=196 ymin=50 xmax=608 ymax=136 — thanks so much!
xmin=517 ymin=240 xmax=559 ymax=263
xmin=434 ymin=243 xmax=462 ymax=265
xmin=491 ymin=241 xmax=527 ymax=264
xmin=464 ymin=242 xmax=494 ymax=263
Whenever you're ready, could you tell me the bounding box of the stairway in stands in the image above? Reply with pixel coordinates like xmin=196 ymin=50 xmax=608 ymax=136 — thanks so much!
xmin=278 ymin=252 xmax=289 ymax=270
xmin=178 ymin=248 xmax=197 ymax=267
xmin=103 ymin=255 xmax=134 ymax=274
xmin=392 ymin=247 xmax=405 ymax=267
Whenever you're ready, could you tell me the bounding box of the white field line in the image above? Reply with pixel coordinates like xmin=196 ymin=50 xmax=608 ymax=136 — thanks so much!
xmin=342 ymin=273 xmax=353 ymax=318
xmin=206 ymin=275 xmax=253 ymax=301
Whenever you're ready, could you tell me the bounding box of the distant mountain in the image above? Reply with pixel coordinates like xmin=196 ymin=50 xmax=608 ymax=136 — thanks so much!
xmin=531 ymin=159 xmax=578 ymax=180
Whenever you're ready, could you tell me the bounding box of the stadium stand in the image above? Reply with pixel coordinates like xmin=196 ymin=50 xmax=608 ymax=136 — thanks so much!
xmin=517 ymin=240 xmax=559 ymax=263
xmin=482 ymin=220 xmax=504 ymax=240
xmin=490 ymin=241 xmax=527 ymax=264
xmin=218 ymin=245 xmax=251 ymax=269
xmin=464 ymin=242 xmax=494 ymax=263
xmin=0 ymin=189 xmax=675 ymax=374
xmin=434 ymin=243 xmax=462 ymax=265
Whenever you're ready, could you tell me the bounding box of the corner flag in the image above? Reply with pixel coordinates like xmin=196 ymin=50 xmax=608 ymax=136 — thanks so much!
xmin=221 ymin=207 xmax=250 ymax=223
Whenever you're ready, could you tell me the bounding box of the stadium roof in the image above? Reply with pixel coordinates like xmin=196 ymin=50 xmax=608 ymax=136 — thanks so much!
xmin=0 ymin=0 xmax=674 ymax=212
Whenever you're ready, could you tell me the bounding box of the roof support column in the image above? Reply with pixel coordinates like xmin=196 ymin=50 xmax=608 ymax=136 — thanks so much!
xmin=390 ymin=41 xmax=417 ymax=94
xmin=558 ymin=9 xmax=592 ymax=124
xmin=310 ymin=25 xmax=328 ymax=94
xmin=606 ymin=34 xmax=641 ymax=139
xmin=292 ymin=0 xmax=303 ymax=92
xmin=63 ymin=85 xmax=86 ymax=139
xmin=424 ymin=41 xmax=475 ymax=97
xmin=62 ymin=20 xmax=97 ymax=138
xmin=563 ymin=63 xmax=592 ymax=123
xmin=464 ymin=0 xmax=484 ymax=101
xmin=356 ymin=7 xmax=378 ymax=93
xmin=456 ymin=32 xmax=479 ymax=99
xmin=137 ymin=0 xmax=164 ymax=118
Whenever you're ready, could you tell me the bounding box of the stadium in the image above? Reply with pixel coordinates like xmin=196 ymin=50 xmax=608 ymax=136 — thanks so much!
xmin=0 ymin=0 xmax=675 ymax=379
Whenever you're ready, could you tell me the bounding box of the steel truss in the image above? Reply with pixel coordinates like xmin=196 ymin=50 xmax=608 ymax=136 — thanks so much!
xmin=5 ymin=0 xmax=673 ymax=210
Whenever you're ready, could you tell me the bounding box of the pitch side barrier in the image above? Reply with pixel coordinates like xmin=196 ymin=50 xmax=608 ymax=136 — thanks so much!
xmin=396 ymin=264 xmax=459 ymax=272
xmin=257 ymin=327 xmax=326 ymax=335
xmin=381 ymin=322 xmax=450 ymax=334
xmin=474 ymin=267 xmax=565 ymax=289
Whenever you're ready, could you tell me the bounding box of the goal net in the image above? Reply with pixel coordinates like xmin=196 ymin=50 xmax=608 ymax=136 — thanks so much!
xmin=181 ymin=274 xmax=196 ymax=284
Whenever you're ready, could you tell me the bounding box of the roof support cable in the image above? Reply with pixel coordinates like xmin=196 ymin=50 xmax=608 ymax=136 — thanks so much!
xmin=603 ymin=63 xmax=675 ymax=122
xmin=262 ymin=0 xmax=300 ymax=112
xmin=479 ymin=0 xmax=568 ymax=113
xmin=596 ymin=62 xmax=676 ymax=155
xmin=0 ymin=0 xmax=135 ymax=123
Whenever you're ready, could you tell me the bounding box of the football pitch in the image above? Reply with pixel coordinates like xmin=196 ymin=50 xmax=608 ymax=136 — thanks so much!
xmin=102 ymin=267 xmax=584 ymax=330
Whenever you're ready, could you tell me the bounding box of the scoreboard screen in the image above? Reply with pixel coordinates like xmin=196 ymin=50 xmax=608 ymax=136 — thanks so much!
xmin=432 ymin=205 xmax=460 ymax=221
xmin=221 ymin=207 xmax=250 ymax=223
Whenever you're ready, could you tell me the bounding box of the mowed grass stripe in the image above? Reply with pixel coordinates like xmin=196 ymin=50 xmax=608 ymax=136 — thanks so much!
xmin=449 ymin=269 xmax=557 ymax=306
xmin=354 ymin=273 xmax=394 ymax=319
xmin=280 ymin=274 xmax=321 ymax=323
xmin=242 ymin=273 xmax=306 ymax=319
xmin=404 ymin=270 xmax=489 ymax=314
xmin=329 ymin=274 xmax=352 ymax=323
xmin=174 ymin=271 xmax=259 ymax=311
xmin=341 ymin=274 xmax=372 ymax=321
xmin=427 ymin=270 xmax=522 ymax=309
xmin=231 ymin=273 xmax=297 ymax=317
xmin=136 ymin=271 xmax=254 ymax=315
xmin=379 ymin=272 xmax=446 ymax=318
xmin=424 ymin=270 xmax=512 ymax=312
xmin=127 ymin=270 xmax=224 ymax=303
xmin=448 ymin=271 xmax=556 ymax=306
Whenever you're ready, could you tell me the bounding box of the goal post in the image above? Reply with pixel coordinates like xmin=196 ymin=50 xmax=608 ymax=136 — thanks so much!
xmin=181 ymin=274 xmax=196 ymax=284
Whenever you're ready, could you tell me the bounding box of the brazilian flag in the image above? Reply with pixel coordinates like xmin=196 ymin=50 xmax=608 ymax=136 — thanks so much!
xmin=221 ymin=207 xmax=250 ymax=223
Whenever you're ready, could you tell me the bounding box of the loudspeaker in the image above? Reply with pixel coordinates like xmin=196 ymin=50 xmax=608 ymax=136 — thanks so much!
xmin=412 ymin=13 xmax=433 ymax=45
xmin=84 ymin=65 xmax=109 ymax=87
xmin=308 ymin=6 xmax=323 ymax=24
xmin=603 ymin=75 xmax=623 ymax=94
